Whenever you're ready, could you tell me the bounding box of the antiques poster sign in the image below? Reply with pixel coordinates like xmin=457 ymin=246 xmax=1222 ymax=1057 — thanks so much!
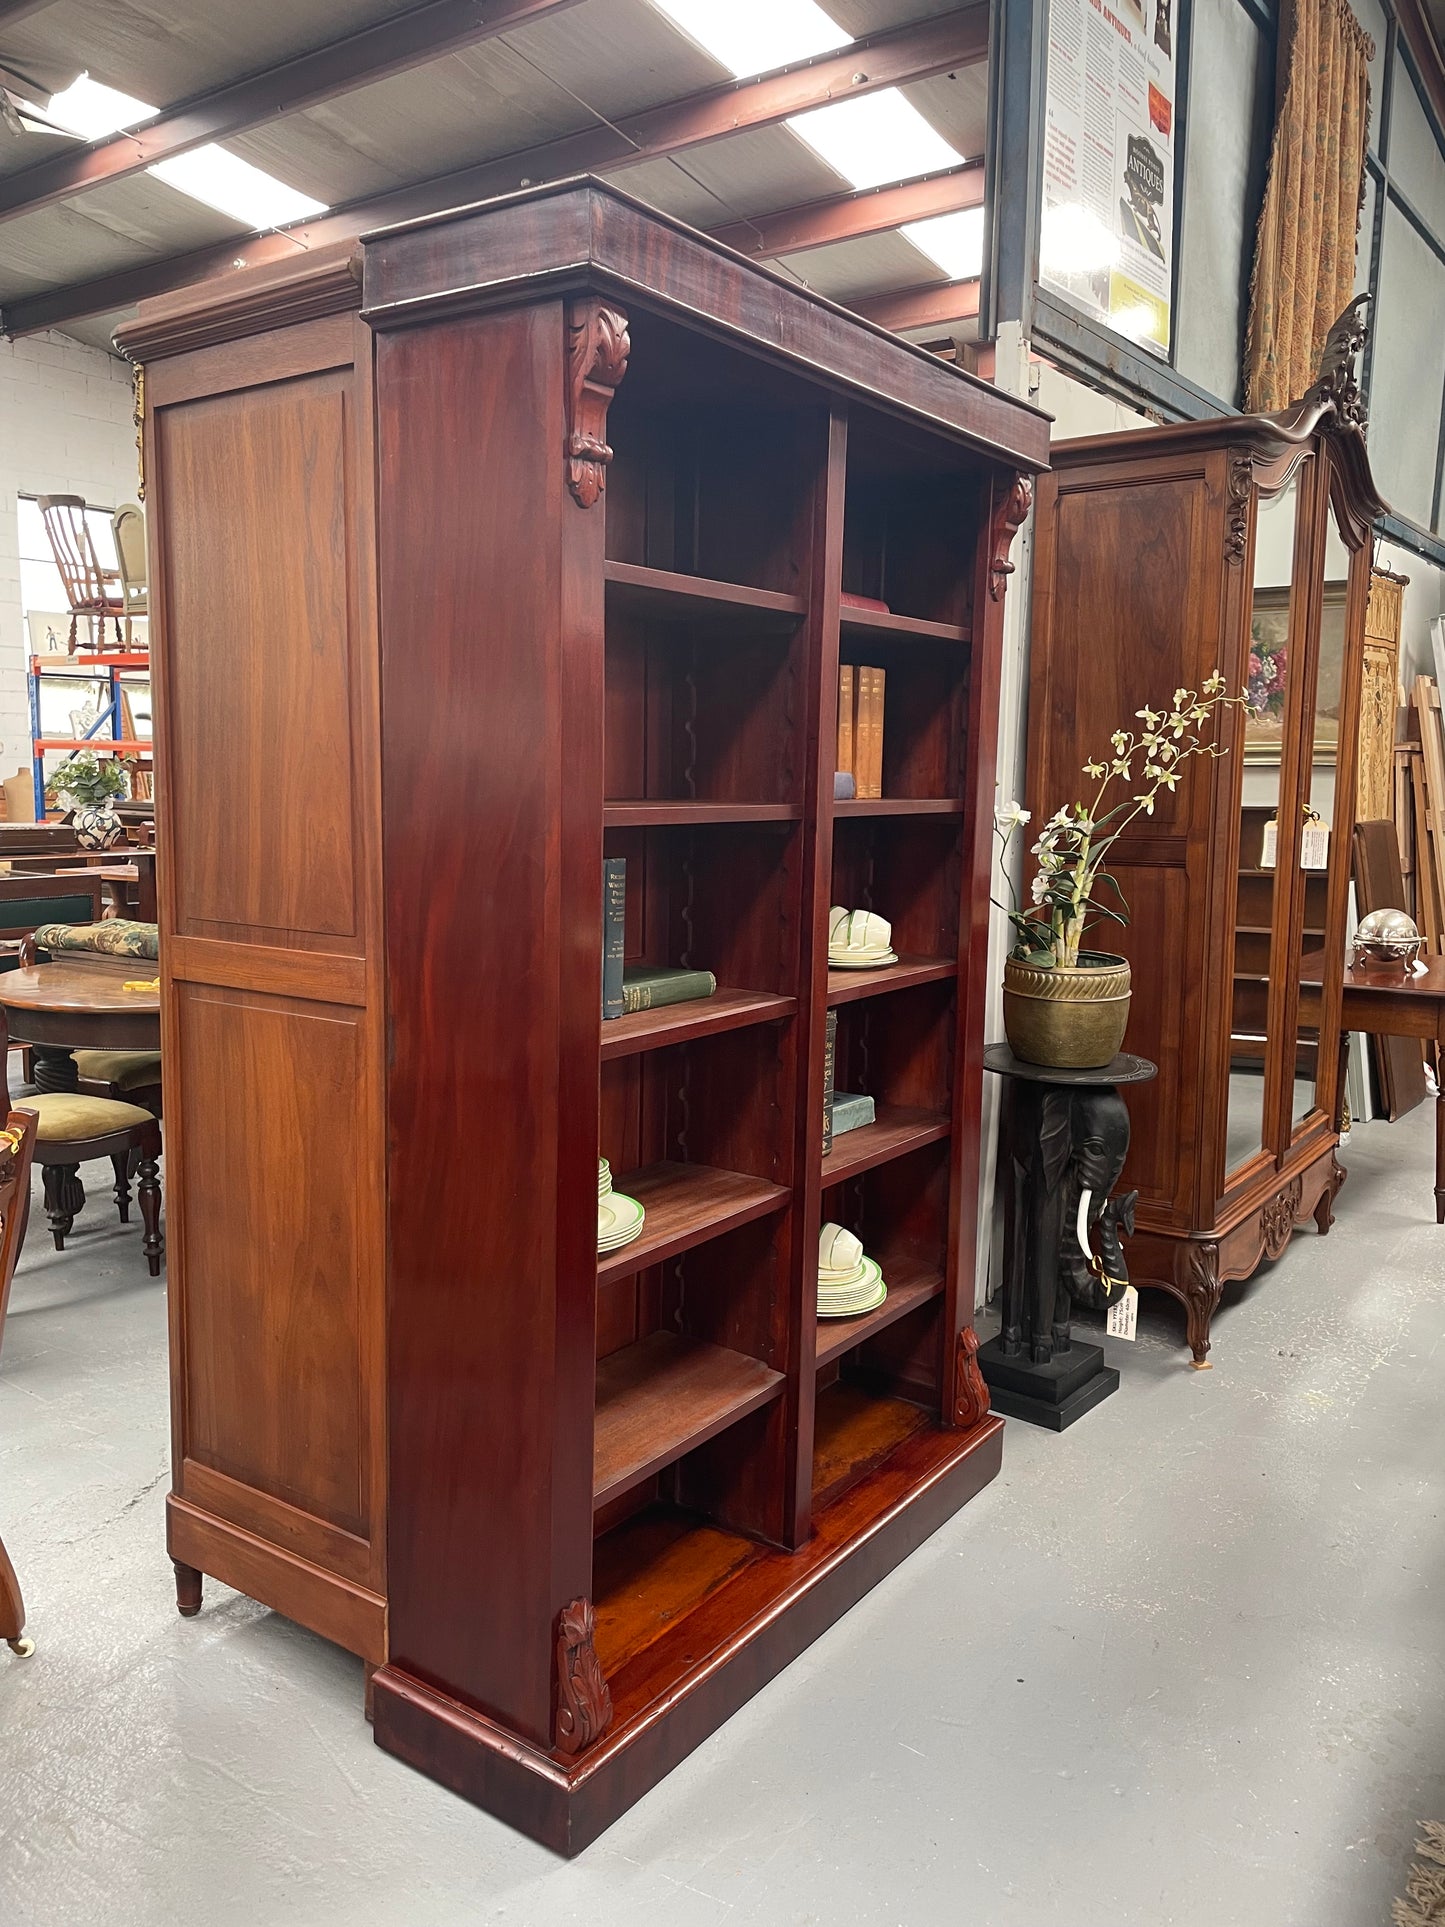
xmin=1040 ymin=0 xmax=1177 ymax=356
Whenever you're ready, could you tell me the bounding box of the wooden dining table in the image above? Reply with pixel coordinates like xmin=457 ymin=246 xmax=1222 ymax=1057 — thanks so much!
xmin=1300 ymin=951 xmax=1445 ymax=1223
xmin=0 ymin=956 xmax=160 ymax=1219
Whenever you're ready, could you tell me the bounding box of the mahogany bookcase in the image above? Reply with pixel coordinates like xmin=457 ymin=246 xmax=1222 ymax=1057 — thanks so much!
xmin=118 ymin=179 xmax=1049 ymax=1852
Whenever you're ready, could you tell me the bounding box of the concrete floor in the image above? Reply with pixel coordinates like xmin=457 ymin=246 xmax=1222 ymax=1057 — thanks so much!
xmin=3 ymin=1116 xmax=1445 ymax=1926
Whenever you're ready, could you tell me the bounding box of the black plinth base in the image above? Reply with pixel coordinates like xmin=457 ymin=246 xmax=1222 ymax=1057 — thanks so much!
xmin=977 ymin=1333 xmax=1119 ymax=1432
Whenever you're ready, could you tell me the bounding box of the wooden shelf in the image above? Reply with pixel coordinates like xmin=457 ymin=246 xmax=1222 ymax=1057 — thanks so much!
xmin=827 ymin=955 xmax=955 ymax=1006
xmin=603 ymin=800 xmax=801 ymax=827
xmin=604 ymin=559 xmax=805 ymax=629
xmin=597 ymin=1160 xmax=791 ymax=1282
xmin=840 ymin=606 xmax=969 ymax=645
xmin=815 ymin=1256 xmax=944 ymax=1366
xmin=594 ymin=1331 xmax=784 ymax=1508
xmin=819 ymin=1106 xmax=950 ymax=1185
xmin=834 ymin=797 xmax=963 ymax=818
xmin=34 ymin=739 xmax=151 ymax=754
xmin=601 ymin=987 xmax=797 ymax=1060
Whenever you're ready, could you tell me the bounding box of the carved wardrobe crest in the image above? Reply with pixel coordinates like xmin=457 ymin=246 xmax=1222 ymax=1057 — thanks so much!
xmin=565 ymin=299 xmax=630 ymax=508
xmin=554 ymin=1595 xmax=612 ymax=1756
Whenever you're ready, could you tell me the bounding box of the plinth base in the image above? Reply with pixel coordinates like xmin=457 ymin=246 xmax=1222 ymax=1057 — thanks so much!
xmin=978 ymin=1334 xmax=1119 ymax=1431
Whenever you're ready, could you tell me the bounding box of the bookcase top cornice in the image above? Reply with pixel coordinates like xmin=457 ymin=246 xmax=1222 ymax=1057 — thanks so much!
xmin=359 ymin=177 xmax=1050 ymax=471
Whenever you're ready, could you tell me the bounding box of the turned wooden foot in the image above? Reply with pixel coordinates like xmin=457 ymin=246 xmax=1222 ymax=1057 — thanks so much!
xmin=138 ymin=1155 xmax=162 ymax=1276
xmin=0 ymin=1529 xmax=31 ymax=1655
xmin=41 ymin=1162 xmax=79 ymax=1247
xmin=111 ymin=1152 xmax=131 ymax=1224
xmin=173 ymin=1559 xmax=202 ymax=1617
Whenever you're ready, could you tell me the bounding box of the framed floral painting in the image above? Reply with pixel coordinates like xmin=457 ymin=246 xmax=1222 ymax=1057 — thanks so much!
xmin=1243 ymin=581 xmax=1348 ymax=763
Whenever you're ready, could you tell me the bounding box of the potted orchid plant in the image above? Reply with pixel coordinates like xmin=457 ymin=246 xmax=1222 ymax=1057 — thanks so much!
xmin=995 ymin=673 xmax=1239 ymax=1067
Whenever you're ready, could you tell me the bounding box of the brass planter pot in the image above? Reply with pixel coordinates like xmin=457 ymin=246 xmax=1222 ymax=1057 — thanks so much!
xmin=1002 ymin=951 xmax=1132 ymax=1069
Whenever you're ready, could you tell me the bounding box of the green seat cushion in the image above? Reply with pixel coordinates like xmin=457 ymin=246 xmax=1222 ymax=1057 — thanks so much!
xmin=29 ymin=1092 xmax=155 ymax=1144
xmin=0 ymin=896 xmax=97 ymax=932
xmin=31 ymin=919 xmax=158 ymax=961
xmin=73 ymin=1049 xmax=162 ymax=1090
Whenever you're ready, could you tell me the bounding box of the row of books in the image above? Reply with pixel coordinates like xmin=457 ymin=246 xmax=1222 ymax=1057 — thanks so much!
xmin=836 ymin=664 xmax=886 ymax=800
xmin=602 ymin=857 xmax=718 ymax=1019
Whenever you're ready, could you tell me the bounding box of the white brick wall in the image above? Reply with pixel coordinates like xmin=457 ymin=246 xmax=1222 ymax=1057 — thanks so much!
xmin=0 ymin=330 xmax=140 ymax=777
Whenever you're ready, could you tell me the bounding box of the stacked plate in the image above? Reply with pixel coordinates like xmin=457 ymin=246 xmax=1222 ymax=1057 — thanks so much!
xmin=828 ymin=905 xmax=898 ymax=969
xmin=817 ymin=1222 xmax=887 ymax=1319
xmin=598 ymin=1157 xmax=645 ymax=1255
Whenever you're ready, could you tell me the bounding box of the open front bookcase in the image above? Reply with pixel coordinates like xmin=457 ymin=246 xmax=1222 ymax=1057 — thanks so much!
xmin=120 ymin=180 xmax=1049 ymax=1853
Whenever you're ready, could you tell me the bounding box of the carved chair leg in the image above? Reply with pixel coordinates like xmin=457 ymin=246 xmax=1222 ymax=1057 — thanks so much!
xmin=41 ymin=1162 xmax=77 ymax=1248
xmin=0 ymin=1530 xmax=32 ymax=1656
xmin=111 ymin=1152 xmax=131 ymax=1224
xmin=173 ymin=1560 xmax=202 ymax=1618
xmin=137 ymin=1153 xmax=162 ymax=1276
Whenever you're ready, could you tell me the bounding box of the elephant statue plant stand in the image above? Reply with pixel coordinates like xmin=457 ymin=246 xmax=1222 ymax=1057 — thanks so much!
xmin=977 ymin=1044 xmax=1158 ymax=1431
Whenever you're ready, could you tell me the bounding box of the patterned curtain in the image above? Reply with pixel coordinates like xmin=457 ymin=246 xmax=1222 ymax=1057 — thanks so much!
xmin=1244 ymin=0 xmax=1374 ymax=412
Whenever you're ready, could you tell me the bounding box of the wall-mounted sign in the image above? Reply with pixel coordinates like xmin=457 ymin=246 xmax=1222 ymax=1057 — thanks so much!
xmin=1039 ymin=0 xmax=1178 ymax=357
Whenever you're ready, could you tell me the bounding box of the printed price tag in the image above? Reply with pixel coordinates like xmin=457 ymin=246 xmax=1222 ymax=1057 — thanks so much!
xmin=1301 ymin=821 xmax=1330 ymax=870
xmin=1105 ymin=1285 xmax=1139 ymax=1342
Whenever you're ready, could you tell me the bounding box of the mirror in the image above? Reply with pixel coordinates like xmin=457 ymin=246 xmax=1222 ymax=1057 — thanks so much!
xmin=1227 ymin=471 xmax=1301 ymax=1176
xmin=1293 ymin=505 xmax=1354 ymax=1129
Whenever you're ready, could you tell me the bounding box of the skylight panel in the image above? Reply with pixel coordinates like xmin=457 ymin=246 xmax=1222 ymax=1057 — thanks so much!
xmin=788 ymin=92 xmax=962 ymax=192
xmin=902 ymin=207 xmax=985 ymax=280
xmin=38 ymin=75 xmax=156 ymax=138
xmin=650 ymin=0 xmax=851 ymax=78
xmin=147 ymin=147 xmax=326 ymax=228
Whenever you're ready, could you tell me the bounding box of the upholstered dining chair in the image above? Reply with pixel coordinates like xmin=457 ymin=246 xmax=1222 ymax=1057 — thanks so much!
xmin=24 ymin=919 xmax=162 ymax=1113
xmin=0 ymin=1107 xmax=39 ymax=1656
xmin=37 ymin=496 xmax=125 ymax=654
xmin=110 ymin=503 xmax=147 ymax=647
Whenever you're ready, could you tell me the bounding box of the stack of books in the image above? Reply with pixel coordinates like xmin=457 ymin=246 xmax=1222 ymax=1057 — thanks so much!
xmin=601 ymin=856 xmax=719 ymax=1019
xmin=836 ymin=663 xmax=886 ymax=799
xmin=817 ymin=1222 xmax=888 ymax=1319
xmin=598 ymin=1158 xmax=645 ymax=1255
xmin=828 ymin=906 xmax=897 ymax=968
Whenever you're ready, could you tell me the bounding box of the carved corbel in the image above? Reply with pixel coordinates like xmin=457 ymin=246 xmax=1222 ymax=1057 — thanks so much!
xmin=1224 ymin=451 xmax=1253 ymax=566
xmin=554 ymin=1595 xmax=612 ymax=1756
xmin=952 ymin=1324 xmax=992 ymax=1431
xmin=988 ymin=474 xmax=1032 ymax=601
xmin=565 ymin=299 xmax=630 ymax=508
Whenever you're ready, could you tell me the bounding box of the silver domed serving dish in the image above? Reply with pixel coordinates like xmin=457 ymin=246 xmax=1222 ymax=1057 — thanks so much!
xmin=1353 ymin=907 xmax=1423 ymax=969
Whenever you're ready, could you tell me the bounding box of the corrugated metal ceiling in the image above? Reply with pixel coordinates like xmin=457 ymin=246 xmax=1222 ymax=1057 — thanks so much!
xmin=0 ymin=0 xmax=989 ymax=343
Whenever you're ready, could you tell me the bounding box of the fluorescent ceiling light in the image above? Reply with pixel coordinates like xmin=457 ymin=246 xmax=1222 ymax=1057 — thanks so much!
xmin=788 ymin=92 xmax=962 ymax=191
xmin=650 ymin=0 xmax=850 ymax=78
xmin=902 ymin=207 xmax=984 ymax=280
xmin=149 ymin=147 xmax=326 ymax=227
xmin=27 ymin=70 xmax=324 ymax=229
xmin=35 ymin=74 xmax=155 ymax=137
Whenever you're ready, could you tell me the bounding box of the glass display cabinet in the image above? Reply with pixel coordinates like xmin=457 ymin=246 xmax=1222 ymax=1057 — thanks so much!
xmin=1026 ymin=302 xmax=1387 ymax=1366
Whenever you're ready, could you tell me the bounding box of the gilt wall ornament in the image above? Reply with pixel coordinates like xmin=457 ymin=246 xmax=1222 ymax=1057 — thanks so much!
xmin=554 ymin=1595 xmax=612 ymax=1756
xmin=565 ymin=300 xmax=630 ymax=508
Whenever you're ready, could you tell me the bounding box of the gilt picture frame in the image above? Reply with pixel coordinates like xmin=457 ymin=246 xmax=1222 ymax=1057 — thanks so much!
xmin=1243 ymin=581 xmax=1348 ymax=764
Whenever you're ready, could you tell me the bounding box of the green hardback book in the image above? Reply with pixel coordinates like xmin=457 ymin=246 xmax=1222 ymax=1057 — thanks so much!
xmin=620 ymin=966 xmax=717 ymax=1014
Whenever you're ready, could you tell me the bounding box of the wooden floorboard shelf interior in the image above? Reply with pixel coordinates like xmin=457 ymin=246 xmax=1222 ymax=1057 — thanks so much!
xmin=603 ymin=560 xmax=806 ymax=629
xmin=603 ymin=800 xmax=802 ymax=827
xmin=833 ymin=797 xmax=964 ymax=818
xmin=814 ymin=1257 xmax=944 ymax=1366
xmin=819 ymin=1106 xmax=950 ymax=1185
xmin=826 ymin=955 xmax=955 ymax=1006
xmin=593 ymin=1397 xmax=987 ymax=1702
xmin=600 ymin=988 xmax=797 ymax=1060
xmin=593 ymin=1331 xmax=785 ymax=1509
xmin=839 ymin=606 xmax=969 ymax=645
xmin=596 ymin=1161 xmax=791 ymax=1283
